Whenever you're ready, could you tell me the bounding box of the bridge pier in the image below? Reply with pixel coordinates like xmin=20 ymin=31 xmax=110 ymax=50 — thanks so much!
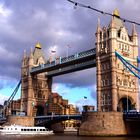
xmin=51 ymin=123 xmax=64 ymax=133
xmin=78 ymin=112 xmax=127 ymax=136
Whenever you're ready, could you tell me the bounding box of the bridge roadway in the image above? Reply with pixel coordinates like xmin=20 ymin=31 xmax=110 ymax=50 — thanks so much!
xmin=35 ymin=114 xmax=82 ymax=126
xmin=123 ymin=112 xmax=140 ymax=120
xmin=0 ymin=112 xmax=140 ymax=126
xmin=35 ymin=112 xmax=140 ymax=126
xmin=30 ymin=48 xmax=96 ymax=76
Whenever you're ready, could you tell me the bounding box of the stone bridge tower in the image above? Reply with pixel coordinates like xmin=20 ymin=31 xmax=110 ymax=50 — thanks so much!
xmin=96 ymin=10 xmax=139 ymax=112
xmin=21 ymin=43 xmax=52 ymax=116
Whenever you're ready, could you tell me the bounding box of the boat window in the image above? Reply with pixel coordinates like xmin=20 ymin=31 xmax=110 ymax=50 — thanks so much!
xmin=24 ymin=129 xmax=26 ymax=131
xmin=15 ymin=128 xmax=17 ymax=130
xmin=0 ymin=128 xmax=3 ymax=130
xmin=34 ymin=129 xmax=36 ymax=131
xmin=43 ymin=129 xmax=45 ymax=131
xmin=27 ymin=129 xmax=29 ymax=131
xmin=21 ymin=129 xmax=23 ymax=131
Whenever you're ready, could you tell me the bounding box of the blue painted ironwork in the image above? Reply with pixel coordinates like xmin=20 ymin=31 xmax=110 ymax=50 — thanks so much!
xmin=1 ymin=80 xmax=21 ymax=116
xmin=0 ymin=80 xmax=21 ymax=118
xmin=46 ymin=60 xmax=96 ymax=77
xmin=137 ymin=57 xmax=140 ymax=63
xmin=115 ymin=51 xmax=140 ymax=79
xmin=35 ymin=114 xmax=82 ymax=126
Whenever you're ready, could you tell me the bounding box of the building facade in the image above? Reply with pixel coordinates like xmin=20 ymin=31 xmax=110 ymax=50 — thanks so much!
xmin=96 ymin=9 xmax=139 ymax=112
xmin=83 ymin=105 xmax=95 ymax=112
xmin=21 ymin=43 xmax=52 ymax=116
xmin=47 ymin=92 xmax=80 ymax=115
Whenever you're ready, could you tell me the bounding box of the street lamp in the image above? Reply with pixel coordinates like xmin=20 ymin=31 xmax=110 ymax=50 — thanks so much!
xmin=49 ymin=47 xmax=56 ymax=63
xmin=66 ymin=45 xmax=71 ymax=57
xmin=51 ymin=49 xmax=56 ymax=58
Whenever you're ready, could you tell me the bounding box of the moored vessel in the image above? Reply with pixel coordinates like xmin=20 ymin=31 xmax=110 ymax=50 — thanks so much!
xmin=0 ymin=125 xmax=54 ymax=135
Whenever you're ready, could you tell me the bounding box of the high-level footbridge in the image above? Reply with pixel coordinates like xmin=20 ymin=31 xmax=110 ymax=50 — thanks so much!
xmin=30 ymin=48 xmax=96 ymax=76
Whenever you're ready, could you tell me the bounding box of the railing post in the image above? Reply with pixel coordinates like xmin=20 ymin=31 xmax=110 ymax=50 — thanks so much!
xmin=75 ymin=53 xmax=78 ymax=58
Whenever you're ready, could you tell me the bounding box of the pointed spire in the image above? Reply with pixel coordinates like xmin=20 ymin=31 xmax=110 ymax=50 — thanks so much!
xmin=109 ymin=16 xmax=115 ymax=28
xmin=29 ymin=47 xmax=34 ymax=66
xmin=98 ymin=18 xmax=100 ymax=27
xmin=96 ymin=17 xmax=101 ymax=32
xmin=132 ymin=23 xmax=137 ymax=36
xmin=29 ymin=47 xmax=33 ymax=59
xmin=22 ymin=49 xmax=27 ymax=66
xmin=23 ymin=49 xmax=27 ymax=59
xmin=35 ymin=42 xmax=41 ymax=49
xmin=113 ymin=8 xmax=120 ymax=18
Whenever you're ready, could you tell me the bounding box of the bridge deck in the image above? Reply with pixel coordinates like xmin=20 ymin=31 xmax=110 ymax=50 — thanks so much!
xmin=30 ymin=48 xmax=96 ymax=76
xmin=35 ymin=114 xmax=82 ymax=126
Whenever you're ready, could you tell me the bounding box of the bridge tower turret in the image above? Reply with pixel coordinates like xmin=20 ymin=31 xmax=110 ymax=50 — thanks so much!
xmin=96 ymin=9 xmax=139 ymax=112
xmin=21 ymin=43 xmax=52 ymax=116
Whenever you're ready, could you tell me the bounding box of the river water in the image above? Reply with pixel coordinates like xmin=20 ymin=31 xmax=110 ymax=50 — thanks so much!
xmin=0 ymin=133 xmax=140 ymax=140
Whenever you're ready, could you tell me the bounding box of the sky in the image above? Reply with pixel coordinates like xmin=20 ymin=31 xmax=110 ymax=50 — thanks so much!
xmin=0 ymin=0 xmax=140 ymax=110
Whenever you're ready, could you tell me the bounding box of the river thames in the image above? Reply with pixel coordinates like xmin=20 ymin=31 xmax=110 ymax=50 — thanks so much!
xmin=0 ymin=133 xmax=140 ymax=140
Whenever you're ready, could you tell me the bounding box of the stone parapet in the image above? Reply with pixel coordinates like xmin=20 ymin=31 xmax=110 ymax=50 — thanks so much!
xmin=7 ymin=116 xmax=34 ymax=126
xmin=78 ymin=112 xmax=127 ymax=136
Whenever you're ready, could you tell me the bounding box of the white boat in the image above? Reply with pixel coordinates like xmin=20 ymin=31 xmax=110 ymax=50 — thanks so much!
xmin=0 ymin=125 xmax=54 ymax=135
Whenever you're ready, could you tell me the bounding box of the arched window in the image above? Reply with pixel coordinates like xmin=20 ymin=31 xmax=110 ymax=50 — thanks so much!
xmin=122 ymin=34 xmax=124 ymax=40
xmin=100 ymin=31 xmax=102 ymax=40
xmin=125 ymin=36 xmax=127 ymax=41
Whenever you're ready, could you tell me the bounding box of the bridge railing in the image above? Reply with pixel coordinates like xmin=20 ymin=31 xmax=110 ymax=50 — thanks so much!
xmin=35 ymin=114 xmax=82 ymax=119
xmin=31 ymin=48 xmax=96 ymax=73
xmin=123 ymin=111 xmax=140 ymax=119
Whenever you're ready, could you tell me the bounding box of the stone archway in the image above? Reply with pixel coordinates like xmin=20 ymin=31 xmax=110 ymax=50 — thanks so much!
xmin=117 ymin=97 xmax=133 ymax=112
xmin=36 ymin=105 xmax=44 ymax=116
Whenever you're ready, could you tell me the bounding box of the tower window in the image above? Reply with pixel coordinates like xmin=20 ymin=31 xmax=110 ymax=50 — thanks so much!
xmin=100 ymin=32 xmax=102 ymax=40
xmin=118 ymin=64 xmax=120 ymax=68
xmin=103 ymin=32 xmax=106 ymax=39
xmin=125 ymin=45 xmax=127 ymax=50
xmin=122 ymin=44 xmax=124 ymax=50
xmin=123 ymin=79 xmax=127 ymax=86
xmin=118 ymin=31 xmax=120 ymax=37
xmin=125 ymin=36 xmax=127 ymax=41
xmin=122 ymin=35 xmax=124 ymax=40
xmin=119 ymin=43 xmax=121 ymax=49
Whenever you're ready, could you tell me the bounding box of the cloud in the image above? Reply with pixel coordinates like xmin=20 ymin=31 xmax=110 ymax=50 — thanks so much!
xmin=53 ymin=68 xmax=96 ymax=88
xmin=0 ymin=93 xmax=8 ymax=105
xmin=75 ymin=97 xmax=97 ymax=112
xmin=0 ymin=0 xmax=140 ymax=104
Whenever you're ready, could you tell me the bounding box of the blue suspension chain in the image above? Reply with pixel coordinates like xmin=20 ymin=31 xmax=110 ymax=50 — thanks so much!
xmin=115 ymin=51 xmax=140 ymax=79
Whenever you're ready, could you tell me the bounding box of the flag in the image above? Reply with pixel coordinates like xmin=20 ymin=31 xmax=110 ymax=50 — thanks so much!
xmin=84 ymin=96 xmax=87 ymax=99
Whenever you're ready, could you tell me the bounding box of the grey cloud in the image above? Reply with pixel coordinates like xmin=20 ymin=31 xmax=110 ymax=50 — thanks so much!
xmin=0 ymin=0 xmax=140 ymax=91
xmin=53 ymin=68 xmax=96 ymax=87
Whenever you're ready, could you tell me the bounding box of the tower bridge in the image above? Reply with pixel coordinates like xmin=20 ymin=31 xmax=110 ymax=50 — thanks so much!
xmin=3 ymin=9 xmax=140 ymax=136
